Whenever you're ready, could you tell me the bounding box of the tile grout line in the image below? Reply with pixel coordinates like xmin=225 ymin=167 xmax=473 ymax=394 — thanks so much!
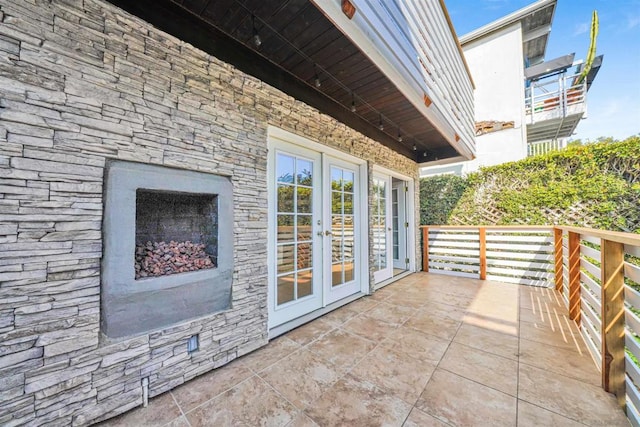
xmin=169 ymin=391 xmax=192 ymax=427
xmin=401 ymin=297 xmax=469 ymax=427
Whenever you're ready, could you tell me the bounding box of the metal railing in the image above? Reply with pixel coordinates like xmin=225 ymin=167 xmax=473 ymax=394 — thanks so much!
xmin=525 ymin=71 xmax=587 ymax=122
xmin=422 ymin=225 xmax=640 ymax=425
xmin=527 ymin=139 xmax=567 ymax=157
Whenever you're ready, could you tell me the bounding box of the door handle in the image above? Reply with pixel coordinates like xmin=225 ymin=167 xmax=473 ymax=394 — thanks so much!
xmin=325 ymin=230 xmax=332 ymax=236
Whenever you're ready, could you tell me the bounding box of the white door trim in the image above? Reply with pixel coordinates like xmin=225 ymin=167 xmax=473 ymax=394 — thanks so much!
xmin=267 ymin=127 xmax=370 ymax=330
xmin=372 ymin=165 xmax=417 ymax=274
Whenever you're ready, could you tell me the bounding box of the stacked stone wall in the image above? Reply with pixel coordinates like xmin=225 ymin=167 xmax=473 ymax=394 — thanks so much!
xmin=0 ymin=0 xmax=419 ymax=425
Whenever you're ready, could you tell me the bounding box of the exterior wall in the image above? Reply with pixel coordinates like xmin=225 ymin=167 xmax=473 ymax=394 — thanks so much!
xmin=0 ymin=0 xmax=419 ymax=425
xmin=462 ymin=23 xmax=527 ymax=170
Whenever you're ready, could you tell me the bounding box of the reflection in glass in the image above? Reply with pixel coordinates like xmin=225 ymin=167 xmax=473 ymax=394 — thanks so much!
xmin=277 ymin=244 xmax=295 ymax=273
xmin=277 ymin=154 xmax=294 ymax=183
xmin=296 ymin=159 xmax=313 ymax=186
xmin=277 ymin=274 xmax=295 ymax=305
xmin=297 ymin=215 xmax=312 ymax=241
xmin=344 ymin=261 xmax=354 ymax=283
xmin=332 ymin=262 xmax=343 ymax=287
xmin=331 ymin=168 xmax=342 ymax=190
xmin=332 ymin=239 xmax=342 ymax=263
xmin=297 ymin=187 xmax=312 ymax=213
xmin=277 ymin=215 xmax=295 ymax=243
xmin=372 ymin=177 xmax=387 ymax=273
xmin=297 ymin=243 xmax=312 ymax=269
xmin=278 ymin=184 xmax=294 ymax=213
xmin=332 ymin=191 xmax=342 ymax=214
xmin=298 ymin=270 xmax=313 ymax=298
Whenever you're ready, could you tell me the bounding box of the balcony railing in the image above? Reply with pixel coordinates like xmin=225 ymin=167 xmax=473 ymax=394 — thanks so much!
xmin=422 ymin=225 xmax=640 ymax=425
xmin=525 ymin=70 xmax=588 ymax=124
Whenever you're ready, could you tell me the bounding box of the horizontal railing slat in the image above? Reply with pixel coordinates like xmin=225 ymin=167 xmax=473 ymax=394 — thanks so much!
xmin=580 ymin=271 xmax=602 ymax=296
xmin=582 ymin=294 xmax=602 ymax=327
xmin=485 ymin=235 xmax=553 ymax=243
xmin=582 ymin=325 xmax=602 ymax=366
xmin=486 ymin=259 xmax=552 ymax=270
xmin=485 ymin=275 xmax=551 ymax=287
xmin=627 ymin=308 xmax=640 ymax=336
xmin=580 ymin=244 xmax=601 ymax=261
xmin=429 ymin=240 xmax=480 ymax=248
xmin=429 ymin=247 xmax=480 ymax=256
xmin=626 ymin=245 xmax=640 ymax=258
xmin=485 ymin=251 xmax=553 ymax=261
xmin=627 ymin=286 xmax=640 ymax=310
xmin=627 ymin=376 xmax=640 ymax=424
xmin=485 ymin=243 xmax=552 ymax=252
xmin=429 ymin=255 xmax=480 ymax=264
xmin=429 ymin=261 xmax=480 ymax=271
xmin=581 ymin=284 xmax=602 ymax=312
xmin=626 ymin=353 xmax=640 ymax=391
xmin=626 ymin=331 xmax=640 ymax=361
xmin=581 ymin=258 xmax=602 ymax=281
xmin=486 ymin=266 xmax=554 ymax=279
xmin=626 ymin=263 xmax=640 ymax=285
xmin=582 ymin=235 xmax=602 ymax=246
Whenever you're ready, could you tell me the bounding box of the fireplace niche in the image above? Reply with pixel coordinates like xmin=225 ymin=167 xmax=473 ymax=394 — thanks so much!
xmin=102 ymin=161 xmax=233 ymax=339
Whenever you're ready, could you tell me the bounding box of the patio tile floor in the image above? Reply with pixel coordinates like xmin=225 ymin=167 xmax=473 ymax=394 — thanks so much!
xmin=98 ymin=272 xmax=629 ymax=426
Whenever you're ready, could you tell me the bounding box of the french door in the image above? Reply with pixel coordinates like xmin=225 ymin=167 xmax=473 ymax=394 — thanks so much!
xmin=268 ymin=140 xmax=363 ymax=328
xmin=372 ymin=174 xmax=393 ymax=283
xmin=392 ymin=182 xmax=408 ymax=270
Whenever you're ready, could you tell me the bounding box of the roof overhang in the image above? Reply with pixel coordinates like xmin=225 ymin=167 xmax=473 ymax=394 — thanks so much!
xmin=460 ymin=0 xmax=557 ymax=65
xmin=105 ymin=0 xmax=468 ymax=163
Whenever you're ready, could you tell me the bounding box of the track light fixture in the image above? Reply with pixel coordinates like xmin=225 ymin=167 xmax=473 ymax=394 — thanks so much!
xmin=251 ymin=15 xmax=262 ymax=48
xmin=397 ymin=128 xmax=403 ymax=142
xmin=314 ymin=65 xmax=321 ymax=88
xmin=412 ymin=143 xmax=417 ymax=151
xmin=350 ymin=93 xmax=356 ymax=112
xmin=378 ymin=114 xmax=384 ymax=131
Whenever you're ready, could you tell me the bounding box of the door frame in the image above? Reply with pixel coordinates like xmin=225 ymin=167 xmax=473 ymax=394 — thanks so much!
xmin=267 ymin=127 xmax=369 ymax=329
xmin=372 ymin=172 xmax=393 ymax=283
xmin=372 ymin=165 xmax=417 ymax=276
xmin=392 ymin=180 xmax=408 ymax=270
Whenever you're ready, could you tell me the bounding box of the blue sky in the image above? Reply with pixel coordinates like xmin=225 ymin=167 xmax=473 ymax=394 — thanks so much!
xmin=446 ymin=0 xmax=640 ymax=141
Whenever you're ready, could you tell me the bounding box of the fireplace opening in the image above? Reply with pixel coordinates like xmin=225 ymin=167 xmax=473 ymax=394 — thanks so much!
xmin=102 ymin=161 xmax=233 ymax=339
xmin=135 ymin=190 xmax=218 ymax=279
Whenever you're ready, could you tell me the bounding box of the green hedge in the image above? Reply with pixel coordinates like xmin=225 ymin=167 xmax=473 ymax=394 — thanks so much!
xmin=420 ymin=136 xmax=640 ymax=232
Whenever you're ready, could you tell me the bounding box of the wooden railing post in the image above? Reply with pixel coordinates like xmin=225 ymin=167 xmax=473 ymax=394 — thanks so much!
xmin=601 ymin=238 xmax=626 ymax=408
xmin=422 ymin=227 xmax=429 ymax=272
xmin=479 ymin=227 xmax=486 ymax=280
xmin=554 ymin=228 xmax=564 ymax=292
xmin=568 ymin=231 xmax=581 ymax=324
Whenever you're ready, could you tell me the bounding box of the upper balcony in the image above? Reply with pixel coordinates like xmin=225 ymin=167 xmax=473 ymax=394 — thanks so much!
xmin=107 ymin=0 xmax=475 ymax=163
xmin=525 ymin=54 xmax=603 ymax=143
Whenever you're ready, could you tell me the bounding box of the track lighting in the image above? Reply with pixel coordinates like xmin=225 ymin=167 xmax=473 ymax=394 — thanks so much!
xmin=397 ymin=128 xmax=403 ymax=142
xmin=350 ymin=93 xmax=356 ymax=112
xmin=314 ymin=65 xmax=321 ymax=88
xmin=378 ymin=114 xmax=384 ymax=131
xmin=413 ymin=144 xmax=417 ymax=151
xmin=251 ymin=15 xmax=261 ymax=48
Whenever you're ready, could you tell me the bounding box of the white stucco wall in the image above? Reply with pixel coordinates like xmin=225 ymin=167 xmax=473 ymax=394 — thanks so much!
xmin=422 ymin=22 xmax=528 ymax=177
xmin=462 ymin=23 xmax=528 ymax=169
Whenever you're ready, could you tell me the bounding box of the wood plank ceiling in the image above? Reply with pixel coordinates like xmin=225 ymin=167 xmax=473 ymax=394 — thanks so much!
xmin=107 ymin=0 xmax=459 ymax=161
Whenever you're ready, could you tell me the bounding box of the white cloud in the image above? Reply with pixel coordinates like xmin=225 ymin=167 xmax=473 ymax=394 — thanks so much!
xmin=627 ymin=14 xmax=640 ymax=30
xmin=573 ymin=22 xmax=589 ymax=36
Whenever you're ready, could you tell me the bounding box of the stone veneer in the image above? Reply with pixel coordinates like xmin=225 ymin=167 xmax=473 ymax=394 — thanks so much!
xmin=0 ymin=0 xmax=420 ymax=425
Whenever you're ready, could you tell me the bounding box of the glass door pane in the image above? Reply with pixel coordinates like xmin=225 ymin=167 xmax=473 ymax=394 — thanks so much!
xmin=276 ymin=153 xmax=315 ymax=306
xmin=372 ymin=177 xmax=387 ymax=272
xmin=330 ymin=167 xmax=355 ymax=287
